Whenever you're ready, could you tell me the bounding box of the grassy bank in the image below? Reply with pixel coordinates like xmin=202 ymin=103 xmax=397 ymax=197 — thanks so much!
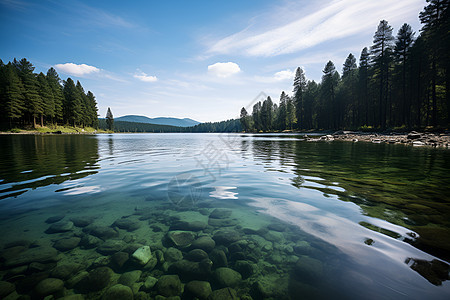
xmin=1 ymin=125 xmax=111 ymax=134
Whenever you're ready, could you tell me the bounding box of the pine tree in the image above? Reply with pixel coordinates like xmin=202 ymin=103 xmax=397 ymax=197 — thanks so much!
xmin=359 ymin=47 xmax=370 ymax=126
xmin=286 ymin=95 xmax=297 ymax=130
xmin=46 ymin=67 xmax=64 ymax=123
xmin=252 ymin=102 xmax=262 ymax=132
xmin=37 ymin=72 xmax=55 ymax=125
xmin=277 ymin=92 xmax=288 ymax=131
xmin=394 ymin=23 xmax=415 ymax=126
xmin=240 ymin=107 xmax=250 ymax=132
xmin=261 ymin=96 xmax=273 ymax=131
xmin=14 ymin=58 xmax=43 ymax=127
xmin=86 ymin=91 xmax=99 ymax=128
xmin=2 ymin=63 xmax=25 ymax=126
xmin=106 ymin=107 xmax=114 ymax=131
xmin=293 ymin=67 xmax=307 ymax=129
xmin=63 ymin=78 xmax=83 ymax=126
xmin=321 ymin=61 xmax=338 ymax=129
xmin=371 ymin=20 xmax=395 ymax=128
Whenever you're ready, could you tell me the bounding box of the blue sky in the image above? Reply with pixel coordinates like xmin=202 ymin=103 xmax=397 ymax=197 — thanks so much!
xmin=0 ymin=0 xmax=426 ymax=122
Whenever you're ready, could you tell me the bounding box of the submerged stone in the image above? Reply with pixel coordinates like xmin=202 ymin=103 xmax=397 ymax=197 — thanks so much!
xmin=167 ymin=231 xmax=196 ymax=248
xmin=84 ymin=225 xmax=119 ymax=240
xmin=170 ymin=220 xmax=207 ymax=231
xmin=119 ymin=270 xmax=142 ymax=287
xmin=209 ymin=287 xmax=239 ymax=300
xmin=191 ymin=236 xmax=216 ymax=252
xmin=80 ymin=234 xmax=102 ymax=249
xmin=214 ymin=267 xmax=242 ymax=288
xmin=234 ymin=260 xmax=254 ymax=279
xmin=143 ymin=276 xmax=158 ymax=291
xmin=45 ymin=215 xmax=65 ymax=224
xmin=156 ymin=275 xmax=182 ymax=297
xmin=209 ymin=208 xmax=232 ymax=219
xmin=71 ymin=216 xmax=95 ymax=227
xmin=185 ymin=249 xmax=209 ymax=262
xmin=164 ymin=247 xmax=183 ymax=262
xmin=34 ymin=278 xmax=64 ymax=297
xmin=85 ymin=266 xmax=114 ymax=292
xmin=101 ymin=284 xmax=133 ymax=300
xmin=184 ymin=280 xmax=212 ymax=299
xmin=111 ymin=252 xmax=129 ymax=269
xmin=0 ymin=281 xmax=15 ymax=298
xmin=5 ymin=246 xmax=58 ymax=267
xmin=97 ymin=240 xmax=125 ymax=255
xmin=213 ymin=230 xmax=242 ymax=245
xmin=267 ymin=223 xmax=287 ymax=232
xmin=168 ymin=259 xmax=212 ymax=280
xmin=294 ymin=256 xmax=324 ymax=281
xmin=53 ymin=237 xmax=81 ymax=251
xmin=51 ymin=263 xmax=84 ymax=280
xmin=132 ymin=245 xmax=152 ymax=265
xmin=46 ymin=221 xmax=74 ymax=233
xmin=209 ymin=249 xmax=228 ymax=268
xmin=113 ymin=218 xmax=141 ymax=231
xmin=208 ymin=218 xmax=238 ymax=227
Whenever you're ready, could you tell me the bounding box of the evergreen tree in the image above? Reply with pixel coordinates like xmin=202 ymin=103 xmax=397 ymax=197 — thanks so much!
xmin=63 ymin=78 xmax=83 ymax=126
xmin=37 ymin=72 xmax=55 ymax=125
xmin=240 ymin=107 xmax=250 ymax=132
xmin=87 ymin=91 xmax=99 ymax=128
xmin=394 ymin=23 xmax=415 ymax=126
xmin=286 ymin=95 xmax=297 ymax=130
xmin=341 ymin=53 xmax=358 ymax=127
xmin=321 ymin=61 xmax=338 ymax=129
xmin=277 ymin=91 xmax=288 ymax=131
xmin=76 ymin=80 xmax=89 ymax=126
xmin=359 ymin=47 xmax=370 ymax=126
xmin=261 ymin=96 xmax=274 ymax=131
xmin=1 ymin=63 xmax=25 ymax=126
xmin=342 ymin=53 xmax=357 ymax=78
xmin=293 ymin=67 xmax=307 ymax=129
xmin=46 ymin=67 xmax=64 ymax=123
xmin=252 ymin=102 xmax=262 ymax=132
xmin=371 ymin=20 xmax=394 ymax=128
xmin=106 ymin=107 xmax=114 ymax=131
xmin=14 ymin=58 xmax=43 ymax=127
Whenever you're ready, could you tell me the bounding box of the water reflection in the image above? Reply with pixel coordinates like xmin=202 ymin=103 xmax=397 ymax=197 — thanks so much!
xmin=245 ymin=136 xmax=450 ymax=261
xmin=0 ymin=135 xmax=99 ymax=200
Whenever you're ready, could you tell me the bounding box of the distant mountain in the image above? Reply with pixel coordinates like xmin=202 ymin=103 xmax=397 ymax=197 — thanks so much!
xmin=114 ymin=115 xmax=200 ymax=127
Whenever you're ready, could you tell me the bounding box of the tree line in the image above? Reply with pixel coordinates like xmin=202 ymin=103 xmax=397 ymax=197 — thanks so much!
xmin=240 ymin=0 xmax=450 ymax=132
xmin=0 ymin=58 xmax=99 ymax=128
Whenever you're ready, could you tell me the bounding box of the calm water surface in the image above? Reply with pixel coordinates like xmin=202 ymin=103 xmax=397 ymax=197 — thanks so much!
xmin=0 ymin=133 xmax=449 ymax=299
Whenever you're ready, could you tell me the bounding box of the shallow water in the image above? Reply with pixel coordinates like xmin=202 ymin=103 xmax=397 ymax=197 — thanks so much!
xmin=0 ymin=133 xmax=449 ymax=299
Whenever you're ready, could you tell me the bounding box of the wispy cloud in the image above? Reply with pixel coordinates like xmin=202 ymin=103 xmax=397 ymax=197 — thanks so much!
xmin=54 ymin=63 xmax=100 ymax=77
xmin=206 ymin=0 xmax=424 ymax=57
xmin=134 ymin=70 xmax=158 ymax=82
xmin=208 ymin=62 xmax=241 ymax=78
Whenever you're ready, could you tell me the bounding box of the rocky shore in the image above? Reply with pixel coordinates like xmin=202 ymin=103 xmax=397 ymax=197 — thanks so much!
xmin=307 ymin=131 xmax=450 ymax=148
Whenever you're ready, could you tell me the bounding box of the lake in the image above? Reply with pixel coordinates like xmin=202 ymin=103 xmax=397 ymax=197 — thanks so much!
xmin=0 ymin=133 xmax=449 ymax=299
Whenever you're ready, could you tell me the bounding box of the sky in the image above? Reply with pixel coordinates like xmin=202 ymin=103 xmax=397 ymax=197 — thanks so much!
xmin=0 ymin=0 xmax=427 ymax=122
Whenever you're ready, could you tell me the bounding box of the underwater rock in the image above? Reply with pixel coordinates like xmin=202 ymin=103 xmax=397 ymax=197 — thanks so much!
xmin=4 ymin=239 xmax=32 ymax=249
xmin=164 ymin=247 xmax=183 ymax=262
xmin=59 ymin=294 xmax=85 ymax=300
xmin=185 ymin=249 xmax=208 ymax=262
xmin=209 ymin=208 xmax=232 ymax=219
xmin=267 ymin=223 xmax=287 ymax=232
xmin=101 ymin=284 xmax=133 ymax=300
xmin=184 ymin=280 xmax=212 ymax=300
xmin=213 ymin=230 xmax=241 ymax=246
xmin=5 ymin=246 xmax=58 ymax=267
xmin=45 ymin=215 xmax=65 ymax=224
xmin=97 ymin=240 xmax=125 ymax=255
xmin=15 ymin=272 xmax=48 ymax=294
xmin=209 ymin=287 xmax=238 ymax=300
xmin=263 ymin=231 xmax=284 ymax=243
xmin=132 ymin=246 xmax=152 ymax=265
xmin=234 ymin=260 xmax=255 ymax=279
xmin=143 ymin=276 xmax=158 ymax=291
xmin=66 ymin=271 xmax=89 ymax=289
xmin=214 ymin=267 xmax=242 ymax=288
xmin=208 ymin=218 xmax=238 ymax=227
xmin=46 ymin=221 xmax=74 ymax=233
xmin=84 ymin=266 xmax=114 ymax=292
xmin=170 ymin=220 xmax=207 ymax=231
xmin=294 ymin=256 xmax=324 ymax=282
xmin=168 ymin=259 xmax=212 ymax=280
xmin=191 ymin=236 xmax=216 ymax=252
xmin=34 ymin=278 xmax=64 ymax=297
xmin=119 ymin=270 xmax=142 ymax=287
xmin=406 ymin=258 xmax=450 ymax=286
xmin=51 ymin=263 xmax=83 ymax=280
xmin=53 ymin=237 xmax=81 ymax=251
xmin=84 ymin=225 xmax=119 ymax=240
xmin=113 ymin=218 xmax=141 ymax=232
xmin=156 ymin=275 xmax=182 ymax=297
xmin=80 ymin=234 xmax=102 ymax=249
xmin=293 ymin=241 xmax=312 ymax=255
xmin=155 ymin=249 xmax=165 ymax=264
xmin=167 ymin=231 xmax=196 ymax=248
xmin=29 ymin=261 xmax=54 ymax=273
xmin=209 ymin=249 xmax=228 ymax=268
xmin=0 ymin=281 xmax=15 ymax=298
xmin=111 ymin=252 xmax=129 ymax=269
xmin=71 ymin=216 xmax=95 ymax=227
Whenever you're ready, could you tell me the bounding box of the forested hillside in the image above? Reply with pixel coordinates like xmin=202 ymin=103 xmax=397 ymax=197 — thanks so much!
xmin=0 ymin=58 xmax=98 ymax=129
xmin=240 ymin=1 xmax=450 ymax=132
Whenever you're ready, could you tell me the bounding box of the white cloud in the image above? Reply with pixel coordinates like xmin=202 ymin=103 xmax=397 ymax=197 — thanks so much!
xmin=54 ymin=63 xmax=100 ymax=76
xmin=206 ymin=0 xmax=424 ymax=57
xmin=207 ymin=62 xmax=241 ymax=78
xmin=274 ymin=69 xmax=295 ymax=81
xmin=134 ymin=71 xmax=158 ymax=82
